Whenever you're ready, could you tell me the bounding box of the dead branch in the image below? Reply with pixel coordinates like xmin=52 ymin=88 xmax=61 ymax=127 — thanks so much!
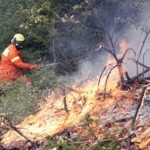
xmin=108 ymin=32 xmax=116 ymax=55
xmin=114 ymin=32 xmax=126 ymax=46
xmin=123 ymin=58 xmax=150 ymax=86
xmin=125 ymin=69 xmax=149 ymax=86
xmin=0 ymin=115 xmax=37 ymax=149
xmin=121 ymin=48 xmax=136 ymax=62
xmin=125 ymin=71 xmax=130 ymax=80
xmin=131 ymin=58 xmax=150 ymax=70
xmin=59 ymin=83 xmax=82 ymax=94
xmin=97 ymin=65 xmax=107 ymax=91
xmin=99 ymin=45 xmax=127 ymax=88
xmin=63 ymin=96 xmax=69 ymax=113
xmin=104 ymin=65 xmax=119 ymax=99
xmin=102 ymin=47 xmax=118 ymax=60
xmin=137 ymin=30 xmax=150 ymax=61
xmin=142 ymin=49 xmax=150 ymax=78
xmin=62 ymin=89 xmax=69 ymax=113
xmin=136 ymin=30 xmax=150 ymax=76
xmin=63 ymin=98 xmax=69 ymax=112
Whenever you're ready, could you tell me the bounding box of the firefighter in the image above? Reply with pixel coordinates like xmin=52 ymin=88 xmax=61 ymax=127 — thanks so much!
xmin=0 ymin=33 xmax=39 ymax=85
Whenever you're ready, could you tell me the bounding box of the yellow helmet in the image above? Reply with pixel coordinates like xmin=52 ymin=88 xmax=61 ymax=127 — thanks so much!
xmin=11 ymin=33 xmax=25 ymax=49
xmin=13 ymin=33 xmax=25 ymax=42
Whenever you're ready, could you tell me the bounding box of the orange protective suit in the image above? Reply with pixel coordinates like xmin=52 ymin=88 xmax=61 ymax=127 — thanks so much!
xmin=0 ymin=44 xmax=36 ymax=84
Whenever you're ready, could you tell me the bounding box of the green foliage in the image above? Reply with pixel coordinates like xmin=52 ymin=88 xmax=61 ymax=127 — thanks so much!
xmin=0 ymin=0 xmax=104 ymax=74
xmin=31 ymin=66 xmax=58 ymax=90
xmin=43 ymin=114 xmax=118 ymax=150
xmin=44 ymin=137 xmax=77 ymax=150
xmin=81 ymin=114 xmax=97 ymax=140
xmin=95 ymin=140 xmax=117 ymax=150
xmin=44 ymin=137 xmax=117 ymax=150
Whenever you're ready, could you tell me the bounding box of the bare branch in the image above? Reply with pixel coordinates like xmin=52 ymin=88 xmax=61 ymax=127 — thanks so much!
xmin=137 ymin=30 xmax=150 ymax=61
xmin=114 ymin=32 xmax=126 ymax=46
xmin=121 ymin=48 xmax=136 ymax=62
xmin=103 ymin=65 xmax=119 ymax=99
xmin=142 ymin=49 xmax=150 ymax=69
xmin=131 ymin=58 xmax=150 ymax=70
xmin=97 ymin=65 xmax=107 ymax=91
xmin=59 ymin=82 xmax=82 ymax=94
xmin=107 ymin=32 xmax=116 ymax=55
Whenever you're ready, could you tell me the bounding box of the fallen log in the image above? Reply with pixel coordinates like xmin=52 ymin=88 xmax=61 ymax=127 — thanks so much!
xmin=121 ymin=59 xmax=150 ymax=89
xmin=124 ymin=69 xmax=149 ymax=86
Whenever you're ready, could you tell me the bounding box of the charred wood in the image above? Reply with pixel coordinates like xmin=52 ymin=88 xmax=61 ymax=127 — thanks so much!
xmin=63 ymin=96 xmax=69 ymax=113
xmin=125 ymin=71 xmax=130 ymax=80
xmin=62 ymin=89 xmax=69 ymax=113
xmin=123 ymin=69 xmax=149 ymax=88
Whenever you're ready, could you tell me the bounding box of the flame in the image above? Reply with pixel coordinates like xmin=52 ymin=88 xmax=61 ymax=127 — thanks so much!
xmin=1 ymin=80 xmax=99 ymax=148
xmin=1 ymin=70 xmax=121 ymax=148
xmin=1 ymin=40 xmax=130 ymax=148
xmin=2 ymin=74 xmax=118 ymax=146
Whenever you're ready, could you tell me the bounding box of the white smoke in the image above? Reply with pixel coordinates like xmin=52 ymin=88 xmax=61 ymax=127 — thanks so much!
xmin=60 ymin=1 xmax=150 ymax=84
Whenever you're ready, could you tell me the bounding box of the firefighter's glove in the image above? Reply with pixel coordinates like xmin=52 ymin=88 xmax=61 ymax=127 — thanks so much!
xmin=30 ymin=65 xmax=39 ymax=70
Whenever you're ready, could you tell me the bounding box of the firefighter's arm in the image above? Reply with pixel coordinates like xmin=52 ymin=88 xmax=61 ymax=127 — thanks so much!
xmin=11 ymin=56 xmax=38 ymax=70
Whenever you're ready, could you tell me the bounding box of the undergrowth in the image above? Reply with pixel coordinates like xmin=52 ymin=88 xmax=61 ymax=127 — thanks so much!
xmin=0 ymin=68 xmax=118 ymax=150
xmin=0 ymin=67 xmax=57 ymax=124
xmin=44 ymin=134 xmax=117 ymax=150
xmin=44 ymin=114 xmax=118 ymax=150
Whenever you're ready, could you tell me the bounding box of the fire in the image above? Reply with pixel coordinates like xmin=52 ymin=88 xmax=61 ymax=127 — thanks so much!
xmin=0 ymin=39 xmax=123 ymax=148
xmin=0 ymin=61 xmax=122 ymax=149
xmin=1 ymin=79 xmax=99 ymax=148
xmin=2 ymin=38 xmax=149 ymax=149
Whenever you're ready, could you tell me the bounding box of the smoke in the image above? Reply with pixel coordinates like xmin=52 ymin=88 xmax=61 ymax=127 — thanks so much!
xmin=120 ymin=2 xmax=150 ymax=77
xmin=59 ymin=0 xmax=150 ymax=84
